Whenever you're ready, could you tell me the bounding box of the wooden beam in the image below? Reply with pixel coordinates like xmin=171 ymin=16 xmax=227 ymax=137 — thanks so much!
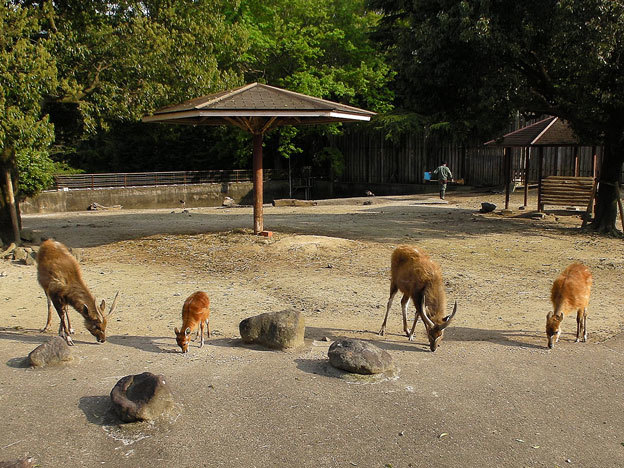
xmin=252 ymin=133 xmax=263 ymax=234
xmin=504 ymin=147 xmax=511 ymax=209
xmin=537 ymin=147 xmax=544 ymax=211
xmin=523 ymin=148 xmax=530 ymax=207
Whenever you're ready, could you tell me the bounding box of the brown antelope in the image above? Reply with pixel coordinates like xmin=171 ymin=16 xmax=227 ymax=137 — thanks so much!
xmin=174 ymin=291 xmax=211 ymax=353
xmin=379 ymin=245 xmax=458 ymax=352
xmin=546 ymin=262 xmax=592 ymax=349
xmin=37 ymin=239 xmax=118 ymax=345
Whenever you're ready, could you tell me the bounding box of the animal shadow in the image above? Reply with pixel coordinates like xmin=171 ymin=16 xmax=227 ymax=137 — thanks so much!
xmin=445 ymin=326 xmax=544 ymax=349
xmin=107 ymin=335 xmax=171 ymax=353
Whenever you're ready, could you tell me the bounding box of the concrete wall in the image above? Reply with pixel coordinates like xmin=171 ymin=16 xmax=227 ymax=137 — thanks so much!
xmin=21 ymin=181 xmax=291 ymax=214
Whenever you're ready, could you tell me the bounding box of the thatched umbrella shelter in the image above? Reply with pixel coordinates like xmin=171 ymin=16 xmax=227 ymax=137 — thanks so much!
xmin=143 ymin=83 xmax=375 ymax=234
xmin=485 ymin=116 xmax=596 ymax=210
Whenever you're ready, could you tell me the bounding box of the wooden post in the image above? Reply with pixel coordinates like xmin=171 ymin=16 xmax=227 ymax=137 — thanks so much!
xmin=252 ymin=133 xmax=264 ymax=234
xmin=523 ymin=147 xmax=530 ymax=207
xmin=504 ymin=147 xmax=511 ymax=210
xmin=574 ymin=146 xmax=579 ymax=177
xmin=537 ymin=146 xmax=544 ymax=211
xmin=617 ymin=183 xmax=624 ymax=233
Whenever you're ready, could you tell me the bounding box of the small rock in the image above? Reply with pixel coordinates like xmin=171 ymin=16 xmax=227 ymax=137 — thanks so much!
xmin=480 ymin=202 xmax=496 ymax=213
xmin=28 ymin=336 xmax=73 ymax=367
xmin=365 ymin=190 xmax=375 ymax=197
xmin=110 ymin=372 xmax=174 ymax=423
xmin=239 ymin=310 xmax=305 ymax=350
xmin=532 ymin=213 xmax=547 ymax=220
xmin=328 ymin=339 xmax=394 ymax=375
xmin=12 ymin=247 xmax=28 ymax=261
xmin=222 ymin=197 xmax=235 ymax=207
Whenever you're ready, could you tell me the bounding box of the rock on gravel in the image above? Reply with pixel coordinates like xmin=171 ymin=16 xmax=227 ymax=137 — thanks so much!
xmin=28 ymin=336 xmax=72 ymax=367
xmin=328 ymin=339 xmax=394 ymax=375
xmin=239 ymin=310 xmax=305 ymax=350
xmin=110 ymin=372 xmax=174 ymax=423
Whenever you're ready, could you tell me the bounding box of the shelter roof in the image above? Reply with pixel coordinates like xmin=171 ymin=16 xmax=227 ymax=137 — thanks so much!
xmin=143 ymin=82 xmax=375 ymax=131
xmin=485 ymin=116 xmax=580 ymax=147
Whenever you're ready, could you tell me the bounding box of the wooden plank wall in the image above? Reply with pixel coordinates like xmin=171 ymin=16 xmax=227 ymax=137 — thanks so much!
xmin=332 ymin=129 xmax=615 ymax=186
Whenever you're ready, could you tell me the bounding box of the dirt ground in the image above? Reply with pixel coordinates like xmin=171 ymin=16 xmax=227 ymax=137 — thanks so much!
xmin=1 ymin=189 xmax=624 ymax=467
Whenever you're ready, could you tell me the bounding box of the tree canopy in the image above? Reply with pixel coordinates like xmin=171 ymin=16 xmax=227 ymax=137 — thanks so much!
xmin=370 ymin=0 xmax=624 ymax=233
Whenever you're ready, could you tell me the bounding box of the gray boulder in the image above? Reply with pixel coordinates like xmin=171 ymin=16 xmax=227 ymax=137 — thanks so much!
xmin=239 ymin=310 xmax=305 ymax=350
xmin=110 ymin=372 xmax=174 ymax=423
xmin=28 ymin=336 xmax=72 ymax=367
xmin=328 ymin=339 xmax=394 ymax=375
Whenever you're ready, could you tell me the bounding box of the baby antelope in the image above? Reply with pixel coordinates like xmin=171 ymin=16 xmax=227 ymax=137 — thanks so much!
xmin=546 ymin=263 xmax=592 ymax=349
xmin=175 ymin=291 xmax=211 ymax=353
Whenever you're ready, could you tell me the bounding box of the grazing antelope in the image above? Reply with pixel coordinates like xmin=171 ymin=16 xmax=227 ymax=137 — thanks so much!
xmin=37 ymin=239 xmax=118 ymax=345
xmin=546 ymin=263 xmax=592 ymax=349
xmin=174 ymin=291 xmax=211 ymax=353
xmin=379 ymin=245 xmax=458 ymax=352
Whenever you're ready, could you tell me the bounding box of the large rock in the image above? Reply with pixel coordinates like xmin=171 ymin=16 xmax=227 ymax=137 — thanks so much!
xmin=239 ymin=310 xmax=305 ymax=350
xmin=328 ymin=339 xmax=394 ymax=375
xmin=28 ymin=336 xmax=72 ymax=367
xmin=110 ymin=372 xmax=174 ymax=423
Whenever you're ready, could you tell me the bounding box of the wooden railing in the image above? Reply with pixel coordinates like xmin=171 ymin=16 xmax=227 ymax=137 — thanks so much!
xmin=52 ymin=169 xmax=287 ymax=190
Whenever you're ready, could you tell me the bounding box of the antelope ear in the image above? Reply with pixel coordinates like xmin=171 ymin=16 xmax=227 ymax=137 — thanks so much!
xmin=82 ymin=304 xmax=89 ymax=315
xmin=100 ymin=300 xmax=106 ymax=311
xmin=184 ymin=327 xmax=191 ymax=336
xmin=174 ymin=327 xmax=179 ymax=335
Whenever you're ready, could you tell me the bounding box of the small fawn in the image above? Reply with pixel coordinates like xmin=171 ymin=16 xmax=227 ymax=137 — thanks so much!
xmin=546 ymin=263 xmax=592 ymax=349
xmin=175 ymin=291 xmax=211 ymax=353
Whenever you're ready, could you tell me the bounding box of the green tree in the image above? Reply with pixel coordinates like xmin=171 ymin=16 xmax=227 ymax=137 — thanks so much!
xmin=371 ymin=0 xmax=624 ymax=234
xmin=1 ymin=4 xmax=57 ymax=244
xmin=228 ymin=0 xmax=394 ymax=166
xmin=38 ymin=0 xmax=248 ymax=169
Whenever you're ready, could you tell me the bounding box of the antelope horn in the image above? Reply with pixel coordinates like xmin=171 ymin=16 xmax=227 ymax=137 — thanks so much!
xmin=440 ymin=300 xmax=458 ymax=329
xmin=107 ymin=292 xmax=119 ymax=317
xmin=420 ymin=295 xmax=435 ymax=329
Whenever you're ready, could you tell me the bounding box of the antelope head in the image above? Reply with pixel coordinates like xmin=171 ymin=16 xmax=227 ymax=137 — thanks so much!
xmin=83 ymin=292 xmax=119 ymax=343
xmin=546 ymin=310 xmax=563 ymax=349
xmin=420 ymin=298 xmax=458 ymax=352
xmin=174 ymin=327 xmax=192 ymax=353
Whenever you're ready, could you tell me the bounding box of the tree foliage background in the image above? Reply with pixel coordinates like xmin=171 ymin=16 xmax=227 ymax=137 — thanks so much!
xmin=2 ymin=0 xmax=624 ymax=243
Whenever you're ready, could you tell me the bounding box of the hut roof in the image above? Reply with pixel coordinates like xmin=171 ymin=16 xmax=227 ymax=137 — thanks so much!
xmin=485 ymin=116 xmax=580 ymax=147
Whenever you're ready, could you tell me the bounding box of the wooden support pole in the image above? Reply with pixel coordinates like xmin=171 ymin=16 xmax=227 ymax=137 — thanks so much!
xmin=252 ymin=133 xmax=264 ymax=234
xmin=524 ymin=148 xmax=530 ymax=207
xmin=504 ymin=147 xmax=511 ymax=210
xmin=537 ymin=147 xmax=544 ymax=212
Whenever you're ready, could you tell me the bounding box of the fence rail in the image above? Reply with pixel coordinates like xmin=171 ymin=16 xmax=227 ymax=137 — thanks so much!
xmin=53 ymin=169 xmax=287 ymax=190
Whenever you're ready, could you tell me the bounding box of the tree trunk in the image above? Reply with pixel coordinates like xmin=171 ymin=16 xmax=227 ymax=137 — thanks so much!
xmin=0 ymin=148 xmax=21 ymax=246
xmin=589 ymin=128 xmax=624 ymax=235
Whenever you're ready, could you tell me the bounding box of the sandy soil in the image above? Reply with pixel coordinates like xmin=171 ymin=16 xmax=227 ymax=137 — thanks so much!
xmin=1 ymin=189 xmax=623 ymax=467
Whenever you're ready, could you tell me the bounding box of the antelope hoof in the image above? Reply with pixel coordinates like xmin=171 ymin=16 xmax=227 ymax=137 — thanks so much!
xmin=408 ymin=334 xmax=415 ymax=342
xmin=575 ymin=338 xmax=580 ymax=343
xmin=69 ymin=328 xmax=75 ymax=335
xmin=378 ymin=328 xmax=386 ymax=336
xmin=66 ymin=336 xmax=74 ymax=346
xmin=40 ymin=327 xmax=49 ymax=333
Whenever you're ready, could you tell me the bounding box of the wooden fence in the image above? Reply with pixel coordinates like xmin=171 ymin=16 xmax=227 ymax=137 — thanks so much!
xmin=331 ymin=129 xmax=614 ymax=186
xmin=53 ymin=169 xmax=287 ymax=190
